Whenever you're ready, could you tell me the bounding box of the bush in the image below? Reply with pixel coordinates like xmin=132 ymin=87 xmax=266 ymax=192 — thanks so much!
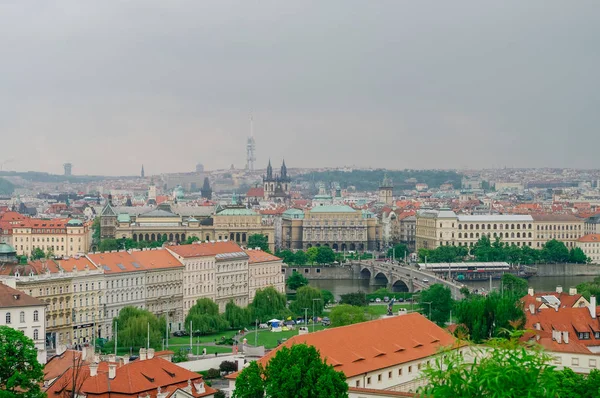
xmin=206 ymin=368 xmax=221 ymax=379
xmin=366 ymin=288 xmax=413 ymax=301
xmin=214 ymin=391 xmax=226 ymax=398
xmin=220 ymin=360 xmax=237 ymax=373
xmin=216 ymin=337 xmax=235 ymax=346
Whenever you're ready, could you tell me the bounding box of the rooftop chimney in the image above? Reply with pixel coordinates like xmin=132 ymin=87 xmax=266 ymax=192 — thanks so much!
xmin=194 ymin=381 xmax=206 ymax=394
xmin=529 ymin=304 xmax=535 ymax=315
xmin=89 ymin=363 xmax=98 ymax=377
xmin=122 ymin=356 xmax=129 ymax=365
xmin=108 ymin=363 xmax=117 ymax=379
xmin=556 ymin=286 xmax=563 ymax=294
xmin=590 ymin=296 xmax=597 ymax=319
xmin=139 ymin=348 xmax=147 ymax=361
xmin=147 ymin=348 xmax=155 ymax=359
xmin=569 ymin=287 xmax=578 ymax=296
xmin=108 ymin=354 xmax=116 ymax=363
xmin=528 ymin=288 xmax=534 ymax=297
xmin=563 ymin=331 xmax=570 ymax=344
xmin=556 ymin=331 xmax=562 ymax=344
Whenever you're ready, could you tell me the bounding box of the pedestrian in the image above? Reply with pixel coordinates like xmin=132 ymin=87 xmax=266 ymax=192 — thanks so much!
xmin=215 ymin=352 xmax=218 ymax=357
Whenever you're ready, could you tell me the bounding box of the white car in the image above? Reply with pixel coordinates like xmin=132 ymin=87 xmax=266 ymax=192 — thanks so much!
xmin=422 ymin=278 xmax=430 ymax=283
xmin=375 ymin=298 xmax=382 ymax=303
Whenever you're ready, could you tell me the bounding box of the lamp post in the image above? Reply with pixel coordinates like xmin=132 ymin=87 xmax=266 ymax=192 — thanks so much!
xmin=312 ymin=299 xmax=321 ymax=333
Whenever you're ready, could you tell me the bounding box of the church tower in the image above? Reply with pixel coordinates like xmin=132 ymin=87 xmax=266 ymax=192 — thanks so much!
xmin=379 ymin=173 xmax=393 ymax=205
xmin=141 ymin=164 xmax=145 ymax=178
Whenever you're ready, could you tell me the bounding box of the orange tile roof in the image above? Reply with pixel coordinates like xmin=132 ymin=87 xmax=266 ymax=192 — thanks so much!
xmin=578 ymin=234 xmax=600 ymax=243
xmin=87 ymin=249 xmax=183 ymax=273
xmin=129 ymin=249 xmax=184 ymax=270
xmin=348 ymin=387 xmax=416 ymax=397
xmin=46 ymin=357 xmax=216 ymax=397
xmin=244 ymin=249 xmax=281 ymax=264
xmin=228 ymin=313 xmax=459 ymax=380
xmin=43 ymin=350 xmax=87 ymax=382
xmin=247 ymin=187 xmax=264 ymax=197
xmin=521 ymin=291 xmax=587 ymax=311
xmin=54 ymin=256 xmax=98 ymax=272
xmin=167 ymin=241 xmax=243 ymax=258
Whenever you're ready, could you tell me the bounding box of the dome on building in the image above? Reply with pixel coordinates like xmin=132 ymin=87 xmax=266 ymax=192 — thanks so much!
xmin=0 ymin=243 xmax=16 ymax=254
xmin=174 ymin=185 xmax=185 ymax=200
xmin=66 ymin=219 xmax=83 ymax=226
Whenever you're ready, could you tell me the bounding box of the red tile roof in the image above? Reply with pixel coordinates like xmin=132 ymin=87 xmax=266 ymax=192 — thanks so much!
xmin=87 ymin=249 xmax=183 ymax=273
xmin=578 ymin=234 xmax=600 ymax=243
xmin=0 ymin=283 xmax=45 ymax=308
xmin=244 ymin=249 xmax=281 ymax=264
xmin=167 ymin=241 xmax=243 ymax=258
xmin=247 ymin=187 xmax=264 ymax=197
xmin=228 ymin=313 xmax=460 ymax=380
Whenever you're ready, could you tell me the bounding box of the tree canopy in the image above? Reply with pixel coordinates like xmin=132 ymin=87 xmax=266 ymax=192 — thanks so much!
xmin=110 ymin=307 xmax=166 ymax=350
xmin=185 ymin=298 xmax=229 ymax=335
xmin=249 ymin=286 xmax=291 ymax=322
xmin=387 ymin=243 xmax=409 ymax=260
xmin=233 ymin=344 xmax=348 ymax=398
xmin=330 ymin=304 xmax=367 ymax=327
xmin=419 ymin=284 xmax=454 ymax=326
xmin=286 ymin=271 xmax=309 ymax=291
xmin=321 ymin=290 xmax=335 ymax=306
xmin=248 ymin=234 xmax=269 ymax=252
xmin=290 ymin=286 xmax=324 ymax=317
xmin=339 ymin=291 xmax=368 ymax=307
xmin=0 ymin=326 xmax=45 ymax=398
xmin=501 ymin=273 xmax=528 ymax=298
xmin=315 ymin=246 xmax=335 ymax=264
xmin=225 ymin=301 xmax=251 ymax=329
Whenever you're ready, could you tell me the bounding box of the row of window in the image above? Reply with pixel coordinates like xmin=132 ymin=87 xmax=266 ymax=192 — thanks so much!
xmin=356 ymin=361 xmax=429 ymax=387
xmin=457 ymin=223 xmax=532 ymax=230
xmin=4 ymin=310 xmax=40 ymax=324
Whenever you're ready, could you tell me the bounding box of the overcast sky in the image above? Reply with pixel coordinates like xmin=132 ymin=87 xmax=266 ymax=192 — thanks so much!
xmin=1 ymin=1 xmax=598 ymax=175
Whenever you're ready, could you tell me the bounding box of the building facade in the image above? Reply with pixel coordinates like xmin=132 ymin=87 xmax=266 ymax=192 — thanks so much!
xmin=0 ymin=281 xmax=47 ymax=364
xmin=577 ymin=234 xmax=600 ymax=264
xmin=281 ymin=205 xmax=380 ymax=251
xmin=531 ymin=214 xmax=584 ymax=249
xmin=245 ymin=249 xmax=285 ymax=301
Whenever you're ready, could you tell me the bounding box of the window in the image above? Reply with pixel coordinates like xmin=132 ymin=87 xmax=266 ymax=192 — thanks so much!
xmin=378 ymin=374 xmax=382 ymax=382
xmin=398 ymin=368 xmax=403 ymax=376
xmin=33 ymin=329 xmax=39 ymax=340
xmin=5 ymin=313 xmax=11 ymax=324
xmin=33 ymin=310 xmax=38 ymax=322
xmin=355 ymin=380 xmax=360 ymax=387
xmin=388 ymin=371 xmax=392 ymax=379
xmin=408 ymin=366 xmax=412 ymax=373
xmin=591 ymin=359 xmax=597 ymax=368
xmin=367 ymin=377 xmax=371 ymax=385
xmin=572 ymin=357 xmax=580 ymax=366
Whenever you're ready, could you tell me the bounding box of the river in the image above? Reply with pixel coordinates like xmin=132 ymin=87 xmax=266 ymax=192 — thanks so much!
xmin=309 ymin=275 xmax=599 ymax=300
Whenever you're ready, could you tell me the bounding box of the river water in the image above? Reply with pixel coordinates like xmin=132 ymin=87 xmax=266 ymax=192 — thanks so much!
xmin=310 ymin=275 xmax=599 ymax=300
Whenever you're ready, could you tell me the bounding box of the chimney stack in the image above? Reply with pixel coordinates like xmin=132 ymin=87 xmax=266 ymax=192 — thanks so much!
xmin=563 ymin=331 xmax=570 ymax=344
xmin=89 ymin=363 xmax=98 ymax=377
xmin=569 ymin=287 xmax=577 ymax=296
xmin=528 ymin=288 xmax=534 ymax=297
xmin=590 ymin=296 xmax=597 ymax=319
xmin=147 ymin=348 xmax=155 ymax=359
xmin=108 ymin=354 xmax=116 ymax=363
xmin=108 ymin=363 xmax=117 ymax=379
xmin=556 ymin=286 xmax=563 ymax=294
xmin=529 ymin=304 xmax=535 ymax=315
xmin=139 ymin=348 xmax=147 ymax=361
xmin=122 ymin=356 xmax=129 ymax=365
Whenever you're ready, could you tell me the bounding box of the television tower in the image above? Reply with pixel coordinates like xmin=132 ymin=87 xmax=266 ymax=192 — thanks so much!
xmin=246 ymin=115 xmax=256 ymax=171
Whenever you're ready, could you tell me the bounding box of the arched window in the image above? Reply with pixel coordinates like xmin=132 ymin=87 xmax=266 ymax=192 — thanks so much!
xmin=476 ymin=224 xmax=479 ymax=230
xmin=20 ymin=311 xmax=25 ymax=323
xmin=5 ymin=313 xmax=11 ymax=324
xmin=511 ymin=232 xmax=515 ymax=238
xmin=458 ymin=225 xmax=462 ymax=230
xmin=33 ymin=329 xmax=39 ymax=340
xmin=528 ymin=232 xmax=532 ymax=238
xmin=517 ymin=232 xmax=521 ymax=238
xmin=33 ymin=310 xmax=39 ymax=322
xmin=470 ymin=233 xmax=474 ymax=238
xmin=511 ymin=224 xmax=515 ymax=229
xmin=458 ymin=233 xmax=462 ymax=238
xmin=494 ymin=224 xmax=497 ymax=229
xmin=516 ymin=224 xmax=520 ymax=229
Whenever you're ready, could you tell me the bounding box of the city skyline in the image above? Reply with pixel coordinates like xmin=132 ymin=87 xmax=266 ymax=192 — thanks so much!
xmin=1 ymin=1 xmax=599 ymax=175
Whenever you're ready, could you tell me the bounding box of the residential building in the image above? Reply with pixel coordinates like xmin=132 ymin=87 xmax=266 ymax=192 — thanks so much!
xmin=281 ymin=205 xmax=380 ymax=251
xmin=531 ymin=214 xmax=584 ymax=249
xmin=45 ymin=348 xmax=216 ymax=397
xmin=585 ymin=214 xmax=600 ymax=234
xmin=577 ymin=234 xmax=600 ymax=264
xmin=245 ymin=249 xmax=285 ymax=301
xmin=226 ymin=313 xmax=463 ymax=395
xmin=0 ymin=281 xmax=47 ymax=364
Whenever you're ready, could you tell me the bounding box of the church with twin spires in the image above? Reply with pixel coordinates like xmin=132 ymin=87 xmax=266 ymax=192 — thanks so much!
xmin=262 ymin=159 xmax=291 ymax=202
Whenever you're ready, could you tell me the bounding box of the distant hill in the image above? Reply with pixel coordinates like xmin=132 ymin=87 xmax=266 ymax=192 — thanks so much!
xmin=0 ymin=177 xmax=15 ymax=195
xmin=294 ymin=169 xmax=462 ymax=192
xmin=0 ymin=171 xmax=107 ymax=184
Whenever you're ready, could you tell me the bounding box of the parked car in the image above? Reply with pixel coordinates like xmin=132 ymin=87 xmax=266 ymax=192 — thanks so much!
xmin=375 ymin=298 xmax=382 ymax=303
xmin=173 ymin=330 xmax=188 ymax=337
xmin=322 ymin=317 xmax=331 ymax=326
xmin=383 ymin=296 xmax=390 ymax=302
xmin=397 ymin=298 xmax=405 ymax=303
xmin=369 ymin=298 xmax=375 ymax=303
xmin=422 ymin=278 xmax=430 ymax=283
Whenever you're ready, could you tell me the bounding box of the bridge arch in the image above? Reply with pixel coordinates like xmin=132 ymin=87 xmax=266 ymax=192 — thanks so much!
xmin=391 ymin=278 xmax=409 ymax=292
xmin=373 ymin=272 xmax=389 ymax=286
xmin=360 ymin=268 xmax=372 ymax=279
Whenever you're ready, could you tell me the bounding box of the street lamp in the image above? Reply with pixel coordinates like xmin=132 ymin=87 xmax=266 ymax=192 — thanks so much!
xmin=312 ymin=299 xmax=321 ymax=333
xmin=422 ymin=301 xmax=432 ymax=320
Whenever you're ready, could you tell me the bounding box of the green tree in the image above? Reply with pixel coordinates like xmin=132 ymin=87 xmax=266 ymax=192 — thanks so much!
xmin=330 ymin=304 xmax=367 ymax=327
xmin=91 ymin=217 xmax=101 ymax=243
xmin=570 ymin=247 xmax=589 ymax=264
xmin=46 ymin=247 xmax=55 ymax=258
xmin=99 ymin=238 xmax=121 ymax=252
xmin=0 ymin=326 xmax=45 ymax=398
xmin=315 ymin=246 xmax=335 ymax=264
xmin=234 ymin=344 xmax=348 ymax=398
xmin=294 ymin=250 xmax=308 ymax=265
xmin=109 ymin=307 xmax=166 ymax=349
xmin=577 ymin=277 xmax=600 ymax=300
xmin=339 ymin=291 xmax=368 ymax=307
xmin=387 ymin=243 xmax=408 ymax=260
xmin=554 ymin=367 xmax=600 ymax=398
xmin=419 ymin=284 xmax=453 ymax=326
xmin=31 ymin=247 xmax=45 ymax=260
xmin=290 ymin=286 xmax=324 ymax=316
xmin=248 ymin=234 xmax=269 ymax=252
xmin=286 ymin=271 xmax=309 ymax=291
xmin=542 ymin=239 xmax=570 ymax=263
xmin=418 ymin=339 xmax=557 ymax=397
xmin=184 ymin=236 xmax=200 ymax=244
xmin=501 ymin=273 xmax=528 ymax=297
xmin=224 ymin=301 xmax=251 ymax=329
xmin=249 ymin=287 xmax=291 ymax=322
xmin=276 ymin=249 xmax=295 ymax=264
xmin=185 ymin=298 xmax=229 ymax=335
xmin=321 ymin=289 xmax=335 ymax=306
xmin=306 ymin=247 xmax=319 ymax=264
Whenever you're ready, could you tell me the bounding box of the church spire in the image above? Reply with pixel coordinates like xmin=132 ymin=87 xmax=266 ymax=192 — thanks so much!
xmin=141 ymin=164 xmax=145 ymax=178
xmin=266 ymin=159 xmax=273 ymax=179
xmin=281 ymin=159 xmax=287 ymax=179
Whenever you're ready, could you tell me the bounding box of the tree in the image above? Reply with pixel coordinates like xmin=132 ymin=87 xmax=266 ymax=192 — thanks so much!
xmin=315 ymin=246 xmax=335 ymax=265
xmin=185 ymin=298 xmax=229 ymax=335
xmin=542 ymin=239 xmax=570 ymax=263
xmin=306 ymin=247 xmax=318 ymax=264
xmin=330 ymin=304 xmax=367 ymax=327
xmin=387 ymin=243 xmax=408 ymax=260
xmin=234 ymin=344 xmax=348 ymax=397
xmin=290 ymin=286 xmax=324 ymax=316
xmin=214 ymin=391 xmax=227 ymax=398
xmin=294 ymin=250 xmax=308 ymax=265
xmin=276 ymin=249 xmax=295 ymax=264
xmin=577 ymin=277 xmax=600 ymax=300
xmin=321 ymin=290 xmax=335 ymax=306
xmin=286 ymin=271 xmax=309 ymax=291
xmin=224 ymin=301 xmax=251 ymax=329
xmin=109 ymin=307 xmax=166 ymax=349
xmin=201 ymin=177 xmax=212 ymax=199
xmin=46 ymin=247 xmax=55 ymax=258
xmin=418 ymin=339 xmax=557 ymax=397
xmin=0 ymin=326 xmax=45 ymax=398
xmin=219 ymin=360 xmax=237 ymax=373
xmin=184 ymin=236 xmax=200 ymax=245
xmin=556 ymin=368 xmax=600 ymax=398
xmin=249 ymin=286 xmax=291 ymax=322
xmin=31 ymin=247 xmax=45 ymax=260
xmin=248 ymin=234 xmax=269 ymax=252
xmin=570 ymin=247 xmax=589 ymax=264
xmin=99 ymin=238 xmax=120 ymax=252
xmin=501 ymin=273 xmax=528 ymax=297
xmin=339 ymin=291 xmax=368 ymax=307
xmin=91 ymin=217 xmax=101 ymax=243
xmin=419 ymin=284 xmax=453 ymax=326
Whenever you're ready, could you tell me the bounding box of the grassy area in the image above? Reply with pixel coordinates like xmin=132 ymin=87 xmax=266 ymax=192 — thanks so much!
xmin=168 ymin=329 xmax=239 ymax=346
xmin=169 ymin=345 xmax=234 ymax=355
xmin=245 ymin=325 xmax=327 ymax=349
xmin=367 ymin=303 xmax=421 ymax=316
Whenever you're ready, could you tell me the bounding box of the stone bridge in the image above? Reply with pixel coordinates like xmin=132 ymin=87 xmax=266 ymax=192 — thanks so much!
xmin=353 ymin=261 xmax=464 ymax=300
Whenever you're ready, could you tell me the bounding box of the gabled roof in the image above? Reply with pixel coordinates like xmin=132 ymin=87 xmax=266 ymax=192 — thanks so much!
xmin=228 ymin=313 xmax=459 ymax=379
xmin=87 ymin=249 xmax=183 ymax=273
xmin=244 ymin=249 xmax=281 ymax=264
xmin=309 ymin=205 xmax=356 ymax=214
xmin=167 ymin=241 xmax=244 ymax=258
xmin=100 ymin=203 xmax=116 ymax=216
xmin=0 ymin=283 xmax=45 ymax=308
xmin=139 ymin=208 xmax=179 ymax=218
xmin=246 ymin=187 xmax=265 ymax=197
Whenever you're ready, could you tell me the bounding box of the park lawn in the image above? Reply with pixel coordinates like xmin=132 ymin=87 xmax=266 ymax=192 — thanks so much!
xmin=245 ymin=325 xmax=327 ymax=349
xmin=366 ymin=303 xmax=421 ymax=316
xmin=169 ymin=345 xmax=234 ymax=355
xmin=168 ymin=329 xmax=239 ymax=346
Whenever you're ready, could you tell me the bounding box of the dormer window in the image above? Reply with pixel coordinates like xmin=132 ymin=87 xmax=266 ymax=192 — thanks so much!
xmin=594 ymin=332 xmax=600 ymax=339
xmin=579 ymin=332 xmax=591 ymax=340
